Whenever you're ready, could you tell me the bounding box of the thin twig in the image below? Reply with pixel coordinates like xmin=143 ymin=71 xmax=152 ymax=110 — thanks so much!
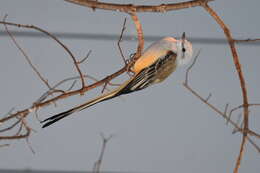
xmin=117 ymin=18 xmax=127 ymax=65
xmin=247 ymin=137 xmax=260 ymax=153
xmin=224 ymin=103 xmax=229 ymax=118
xmin=101 ymin=81 xmax=109 ymax=94
xmin=26 ymin=137 xmax=35 ymax=154
xmin=0 ymin=127 xmax=30 ymax=140
xmin=20 ymin=116 xmax=35 ymax=153
xmin=229 ymin=103 xmax=260 ymax=121
xmin=3 ymin=107 xmax=15 ymax=118
xmin=184 ymin=49 xmax=201 ymax=85
xmin=0 ymin=119 xmax=21 ymax=133
xmin=233 ymin=114 xmax=242 ymax=134
xmin=93 ymin=133 xmax=113 ymax=173
xmin=77 ymin=50 xmax=91 ymax=64
xmin=15 ymin=122 xmax=23 ymax=136
xmin=205 ymin=93 xmax=212 ymax=102
xmin=234 ymin=38 xmax=260 ymax=43
xmin=67 ymin=80 xmax=77 ymax=91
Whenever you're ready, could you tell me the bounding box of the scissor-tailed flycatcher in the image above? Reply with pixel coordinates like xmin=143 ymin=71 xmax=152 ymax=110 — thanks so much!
xmin=41 ymin=33 xmax=193 ymax=128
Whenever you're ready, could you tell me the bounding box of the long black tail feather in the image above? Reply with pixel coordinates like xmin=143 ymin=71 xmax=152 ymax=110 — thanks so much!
xmin=41 ymin=108 xmax=76 ymax=128
xmin=41 ymin=67 xmax=156 ymax=128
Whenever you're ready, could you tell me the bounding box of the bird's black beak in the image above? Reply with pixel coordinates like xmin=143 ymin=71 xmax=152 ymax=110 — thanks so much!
xmin=182 ymin=32 xmax=186 ymax=41
xmin=181 ymin=32 xmax=186 ymax=59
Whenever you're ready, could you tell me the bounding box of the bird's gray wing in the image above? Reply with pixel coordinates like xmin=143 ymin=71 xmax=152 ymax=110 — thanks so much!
xmin=117 ymin=51 xmax=177 ymax=95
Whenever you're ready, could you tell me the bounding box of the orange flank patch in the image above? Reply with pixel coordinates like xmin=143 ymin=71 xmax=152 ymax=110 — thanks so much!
xmin=132 ymin=49 xmax=168 ymax=73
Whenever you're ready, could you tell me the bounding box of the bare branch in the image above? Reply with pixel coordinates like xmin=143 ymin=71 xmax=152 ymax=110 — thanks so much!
xmin=201 ymin=3 xmax=250 ymax=172
xmin=65 ymin=0 xmax=214 ymax=13
xmin=183 ymin=48 xmax=259 ymax=153
xmin=0 ymin=128 xmax=30 ymax=140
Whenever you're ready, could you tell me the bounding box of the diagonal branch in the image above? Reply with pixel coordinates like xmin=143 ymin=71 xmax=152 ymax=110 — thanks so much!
xmin=183 ymin=51 xmax=259 ymax=153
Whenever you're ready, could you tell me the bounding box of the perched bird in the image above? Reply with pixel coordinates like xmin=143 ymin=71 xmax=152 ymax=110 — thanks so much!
xmin=41 ymin=33 xmax=193 ymax=128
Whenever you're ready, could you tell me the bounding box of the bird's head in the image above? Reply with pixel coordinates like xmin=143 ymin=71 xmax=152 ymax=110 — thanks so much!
xmin=175 ymin=32 xmax=193 ymax=66
xmin=160 ymin=33 xmax=192 ymax=66
xmin=132 ymin=34 xmax=192 ymax=73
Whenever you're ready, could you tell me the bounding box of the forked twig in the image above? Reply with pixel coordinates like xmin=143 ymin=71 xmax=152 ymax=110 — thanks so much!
xmin=93 ymin=133 xmax=113 ymax=173
xmin=0 ymin=119 xmax=21 ymax=133
xmin=77 ymin=50 xmax=92 ymax=64
xmin=184 ymin=49 xmax=201 ymax=85
xmin=183 ymin=50 xmax=260 ymax=152
xmin=117 ymin=18 xmax=127 ymax=65
xmin=229 ymin=103 xmax=260 ymax=122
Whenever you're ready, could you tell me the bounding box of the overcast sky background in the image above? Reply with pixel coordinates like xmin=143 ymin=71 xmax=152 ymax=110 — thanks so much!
xmin=0 ymin=0 xmax=259 ymax=172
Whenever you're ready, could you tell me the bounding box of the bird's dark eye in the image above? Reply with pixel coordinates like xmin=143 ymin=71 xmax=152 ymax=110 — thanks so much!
xmin=182 ymin=48 xmax=186 ymax=52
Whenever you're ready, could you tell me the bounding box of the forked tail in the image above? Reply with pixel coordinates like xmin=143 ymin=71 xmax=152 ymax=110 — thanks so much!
xmin=41 ymin=66 xmax=151 ymax=128
xmin=41 ymin=88 xmax=119 ymax=128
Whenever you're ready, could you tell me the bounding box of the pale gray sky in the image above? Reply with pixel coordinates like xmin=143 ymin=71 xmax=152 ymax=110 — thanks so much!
xmin=0 ymin=0 xmax=259 ymax=172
